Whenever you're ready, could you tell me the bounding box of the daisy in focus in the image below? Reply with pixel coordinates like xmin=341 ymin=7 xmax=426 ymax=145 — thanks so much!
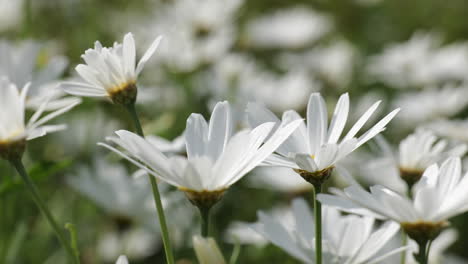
xmin=247 ymin=92 xmax=400 ymax=186
xmin=0 ymin=76 xmax=79 ymax=161
xmin=61 ymin=33 xmax=162 ymax=105
xmin=253 ymin=198 xmax=406 ymax=264
xmin=318 ymin=157 xmax=468 ymax=247
xmin=99 ymin=101 xmax=302 ymax=209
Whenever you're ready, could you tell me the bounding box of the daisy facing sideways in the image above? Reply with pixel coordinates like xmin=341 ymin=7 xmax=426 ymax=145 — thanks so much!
xmin=61 ymin=33 xmax=162 ymax=105
xmin=0 ymin=76 xmax=79 ymax=161
xmin=318 ymin=157 xmax=468 ymax=260
xmin=99 ymin=101 xmax=302 ymax=211
xmin=247 ymin=92 xmax=400 ymax=186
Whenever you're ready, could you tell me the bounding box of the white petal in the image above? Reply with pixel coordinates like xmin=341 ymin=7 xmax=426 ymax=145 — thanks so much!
xmin=136 ymin=35 xmax=163 ymax=76
xmin=61 ymin=82 xmax=107 ymax=97
xmin=307 ymin=93 xmax=328 ymax=154
xmin=327 ymin=93 xmax=349 ymax=144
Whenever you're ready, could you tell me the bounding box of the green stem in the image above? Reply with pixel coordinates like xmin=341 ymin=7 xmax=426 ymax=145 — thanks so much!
xmin=125 ymin=103 xmax=144 ymax=136
xmin=10 ymin=159 xmax=79 ymax=264
xmin=125 ymin=103 xmax=175 ymax=264
xmin=229 ymin=241 xmax=241 ymax=264
xmin=200 ymin=207 xmax=211 ymax=237
xmin=400 ymin=233 xmax=407 ymax=264
xmin=313 ymin=184 xmax=322 ymax=264
xmin=414 ymin=240 xmax=428 ymax=264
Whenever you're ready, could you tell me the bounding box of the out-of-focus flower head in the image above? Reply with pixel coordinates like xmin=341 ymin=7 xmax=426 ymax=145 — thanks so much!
xmin=0 ymin=39 xmax=80 ymax=110
xmin=244 ymin=7 xmax=332 ymax=50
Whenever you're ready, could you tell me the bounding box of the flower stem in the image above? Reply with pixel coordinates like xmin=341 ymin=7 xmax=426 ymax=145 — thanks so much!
xmin=400 ymin=232 xmax=407 ymax=264
xmin=199 ymin=207 xmax=211 ymax=237
xmin=414 ymin=240 xmax=429 ymax=264
xmin=10 ymin=158 xmax=79 ymax=264
xmin=313 ymin=184 xmax=322 ymax=264
xmin=125 ymin=102 xmax=175 ymax=264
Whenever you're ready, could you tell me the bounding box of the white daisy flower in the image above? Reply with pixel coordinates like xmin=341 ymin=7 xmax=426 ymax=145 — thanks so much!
xmin=99 ymin=101 xmax=302 ymax=206
xmin=61 ymin=33 xmax=162 ymax=105
xmin=253 ymin=198 xmax=405 ymax=264
xmin=397 ymin=130 xmax=466 ymax=186
xmin=426 ymin=119 xmax=468 ymax=142
xmin=247 ymin=92 xmax=400 ymax=185
xmin=318 ymin=157 xmax=468 ymax=243
xmin=0 ymin=76 xmax=79 ymax=160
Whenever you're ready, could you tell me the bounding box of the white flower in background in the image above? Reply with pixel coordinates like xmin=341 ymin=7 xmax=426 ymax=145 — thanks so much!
xmin=224 ymin=221 xmax=268 ymax=246
xmin=277 ymin=40 xmax=356 ymax=89
xmin=135 ymin=0 xmax=242 ymax=72
xmin=67 ymin=158 xmax=155 ymax=219
xmin=0 ymin=0 xmax=23 ymax=32
xmin=225 ymin=204 xmax=294 ymax=247
xmin=99 ymin=101 xmax=302 ymax=206
xmin=61 ymin=33 xmax=162 ymax=104
xmin=99 ymin=228 xmax=159 ymax=262
xmin=115 ymin=255 xmax=128 ymax=264
xmin=0 ymin=77 xmax=78 ymax=155
xmin=247 ymin=93 xmax=399 ymax=184
xmin=367 ymin=32 xmax=468 ymax=88
xmin=245 ymin=7 xmax=332 ymax=49
xmin=393 ymin=84 xmax=468 ymax=126
xmin=253 ymin=198 xmax=404 ymax=264
xmin=193 ymin=236 xmax=226 ymax=264
xmin=0 ymin=40 xmax=79 ymax=110
xmin=319 ymin=157 xmax=468 ymax=240
xmin=246 ymin=167 xmax=312 ymax=193
xmin=208 ymin=54 xmax=317 ymax=113
xmin=56 ymin=111 xmax=121 ymax=156
xmin=426 ymin=119 xmax=468 ymax=142
xmin=68 ymin=157 xmax=196 ymax=255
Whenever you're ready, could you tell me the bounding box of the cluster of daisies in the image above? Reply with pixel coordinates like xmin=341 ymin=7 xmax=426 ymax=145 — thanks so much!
xmin=2 ymin=30 xmax=468 ymax=264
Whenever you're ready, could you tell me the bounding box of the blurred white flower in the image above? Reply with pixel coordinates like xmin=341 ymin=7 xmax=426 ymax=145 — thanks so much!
xmin=247 ymin=93 xmax=399 ymax=176
xmin=61 ymin=33 xmax=162 ymax=104
xmin=319 ymin=157 xmax=468 ymax=225
xmin=0 ymin=40 xmax=79 ymax=110
xmin=393 ymin=84 xmax=468 ymax=126
xmin=56 ymin=111 xmax=121 ymax=156
xmin=426 ymin=119 xmax=468 ymax=142
xmin=245 ymin=7 xmax=332 ymax=49
xmin=0 ymin=0 xmax=23 ymax=32
xmin=224 ymin=221 xmax=268 ymax=246
xmin=137 ymin=0 xmax=242 ymax=72
xmin=100 ymin=101 xmax=302 ymax=196
xmin=0 ymin=77 xmax=78 ymax=145
xmin=277 ymin=41 xmax=356 ymax=89
xmin=253 ymin=198 xmax=404 ymax=263
xmin=193 ymin=236 xmax=226 ymax=264
xmin=367 ymin=32 xmax=468 ymax=88
xmin=246 ymin=167 xmax=312 ymax=193
xmin=99 ymin=228 xmax=159 ymax=262
xmin=208 ymin=53 xmax=317 ymax=113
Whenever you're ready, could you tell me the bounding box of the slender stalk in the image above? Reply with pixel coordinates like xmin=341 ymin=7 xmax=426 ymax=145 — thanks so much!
xmin=125 ymin=103 xmax=175 ymax=264
xmin=10 ymin=159 xmax=79 ymax=264
xmin=229 ymin=240 xmax=241 ymax=264
xmin=313 ymin=184 xmax=322 ymax=264
xmin=414 ymin=240 xmax=428 ymax=264
xmin=400 ymin=232 xmax=407 ymax=264
xmin=199 ymin=207 xmax=211 ymax=237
